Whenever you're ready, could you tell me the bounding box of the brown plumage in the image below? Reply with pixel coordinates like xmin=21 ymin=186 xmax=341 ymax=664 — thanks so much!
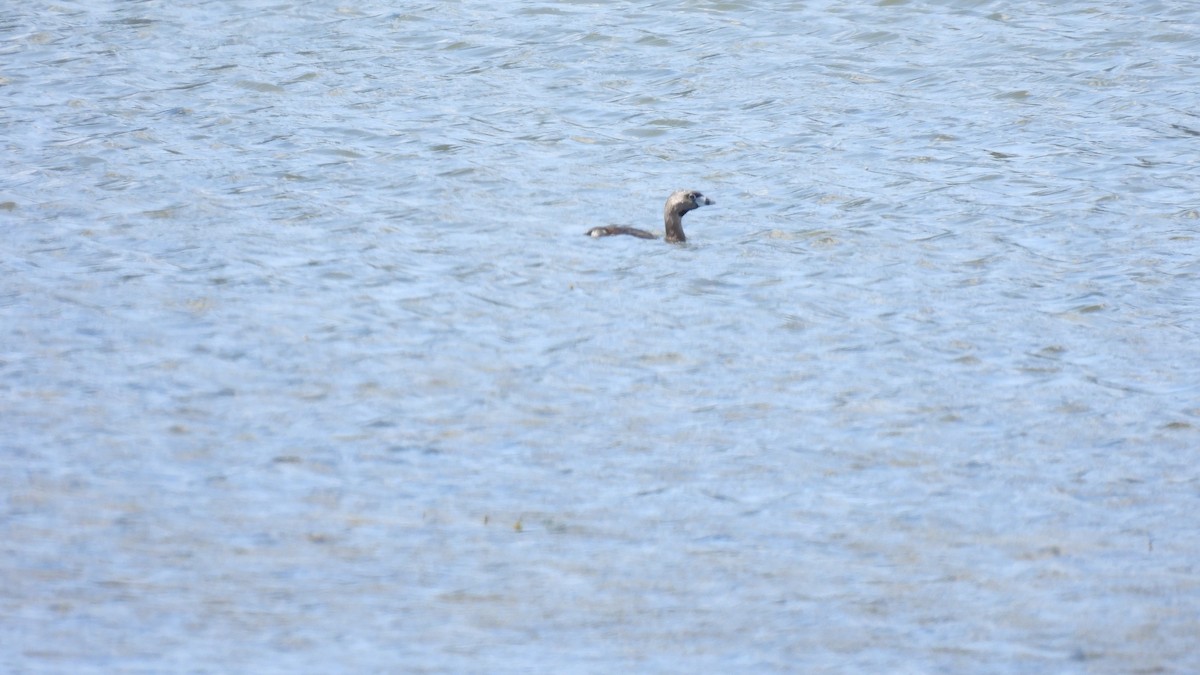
xmin=586 ymin=190 xmax=714 ymax=243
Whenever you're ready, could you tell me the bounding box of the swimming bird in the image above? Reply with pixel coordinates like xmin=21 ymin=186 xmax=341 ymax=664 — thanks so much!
xmin=586 ymin=190 xmax=714 ymax=243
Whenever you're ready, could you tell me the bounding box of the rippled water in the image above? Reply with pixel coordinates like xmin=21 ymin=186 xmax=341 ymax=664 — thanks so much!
xmin=4 ymin=0 xmax=1200 ymax=672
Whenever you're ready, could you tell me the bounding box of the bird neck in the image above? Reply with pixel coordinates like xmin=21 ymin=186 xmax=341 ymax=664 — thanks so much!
xmin=664 ymin=211 xmax=686 ymax=243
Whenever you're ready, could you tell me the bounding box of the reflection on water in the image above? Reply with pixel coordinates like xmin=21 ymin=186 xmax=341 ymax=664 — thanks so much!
xmin=2 ymin=1 xmax=1199 ymax=672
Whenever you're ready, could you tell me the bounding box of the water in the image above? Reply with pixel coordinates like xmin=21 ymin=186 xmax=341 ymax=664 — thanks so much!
xmin=3 ymin=0 xmax=1199 ymax=672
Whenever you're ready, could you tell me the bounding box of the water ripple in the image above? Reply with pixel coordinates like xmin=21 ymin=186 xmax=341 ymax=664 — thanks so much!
xmin=3 ymin=0 xmax=1200 ymax=672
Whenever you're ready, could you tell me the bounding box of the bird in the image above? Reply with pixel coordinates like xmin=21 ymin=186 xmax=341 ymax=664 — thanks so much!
xmin=585 ymin=190 xmax=714 ymax=243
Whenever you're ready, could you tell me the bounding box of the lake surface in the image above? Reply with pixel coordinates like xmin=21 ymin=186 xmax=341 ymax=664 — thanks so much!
xmin=3 ymin=0 xmax=1199 ymax=672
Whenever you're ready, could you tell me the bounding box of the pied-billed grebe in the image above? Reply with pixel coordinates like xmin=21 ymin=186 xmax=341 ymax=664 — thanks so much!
xmin=586 ymin=190 xmax=714 ymax=243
